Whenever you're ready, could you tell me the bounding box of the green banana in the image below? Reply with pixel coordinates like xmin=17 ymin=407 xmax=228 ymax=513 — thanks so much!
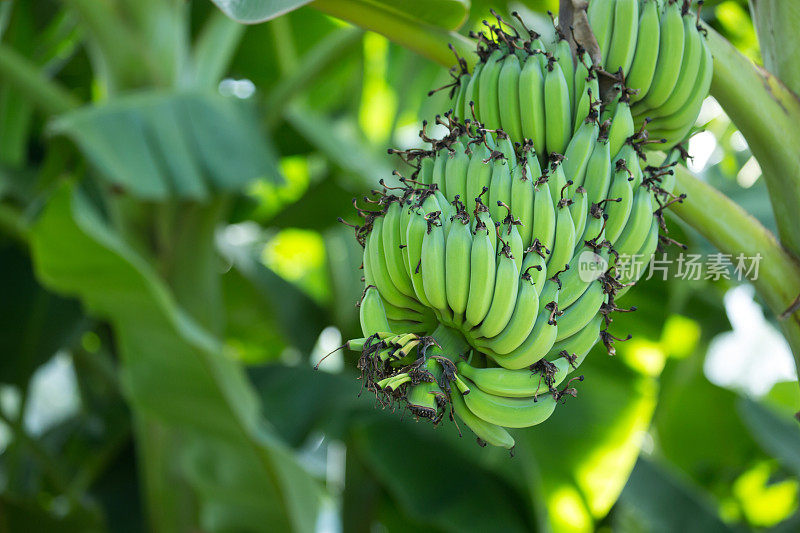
xmin=488 ymin=279 xmax=560 ymax=370
xmin=488 ymin=158 xmax=512 ymax=221
xmin=462 ymin=380 xmax=558 ymax=428
xmin=475 ymin=245 xmax=520 ymax=339
xmin=546 ymin=202 xmax=576 ymax=277
xmin=457 ymin=358 xmax=569 ymax=398
xmin=627 ymin=0 xmax=661 ymax=104
xmin=563 ymin=119 xmax=600 ymax=190
xmin=604 ymin=162 xmax=635 ymax=244
xmin=546 ymin=314 xmax=603 ymax=370
xmin=445 ymin=215 xmax=473 ymax=321
xmin=555 ymin=279 xmax=606 ymax=341
xmin=510 ymin=163 xmax=535 ymax=247
xmin=613 ymin=185 xmax=654 ymax=258
xmin=465 ymin=219 xmax=497 ymax=328
xmin=478 ymin=49 xmax=504 ymax=129
xmin=450 ymin=386 xmax=515 ymax=449
xmin=606 ymin=0 xmax=639 ymax=75
xmin=519 ymin=53 xmax=547 ymax=161
xmin=642 ymin=0 xmax=685 ymax=109
xmin=421 ymin=216 xmax=448 ymax=314
xmin=465 ymin=143 xmax=493 ymax=214
xmin=498 ymin=53 xmax=524 ymax=141
xmin=382 ymin=201 xmax=416 ymax=298
xmin=533 ymin=178 xmax=556 ymax=256
xmin=445 ymin=142 xmax=470 ymax=207
xmin=588 ymin=0 xmax=616 ymax=59
xmin=544 ymin=58 xmax=572 ymax=156
xmin=476 ymin=267 xmax=539 ymax=355
xmin=360 ymin=285 xmax=392 ymax=336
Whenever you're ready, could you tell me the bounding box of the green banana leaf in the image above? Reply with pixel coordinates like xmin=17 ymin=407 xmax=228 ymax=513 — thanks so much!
xmin=738 ymin=397 xmax=800 ymax=478
xmin=48 ymin=92 xmax=281 ymax=201
xmin=616 ymin=456 xmax=737 ymax=532
xmin=212 ymin=0 xmax=470 ymax=30
xmin=29 ymin=184 xmax=322 ymax=532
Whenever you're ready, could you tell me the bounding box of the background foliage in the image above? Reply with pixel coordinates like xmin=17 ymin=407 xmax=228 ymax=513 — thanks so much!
xmin=0 ymin=0 xmax=798 ymax=531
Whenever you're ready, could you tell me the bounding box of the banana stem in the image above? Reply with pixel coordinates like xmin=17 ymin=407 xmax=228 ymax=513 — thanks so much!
xmin=313 ymin=0 xmax=475 ymax=69
xmin=671 ymin=166 xmax=800 ymax=370
xmin=706 ymin=25 xmax=800 ymax=262
xmin=0 ymin=44 xmax=80 ymax=115
xmin=427 ymin=323 xmax=471 ymax=361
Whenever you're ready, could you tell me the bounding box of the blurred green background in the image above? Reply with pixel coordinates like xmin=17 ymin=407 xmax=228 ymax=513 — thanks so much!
xmin=0 ymin=0 xmax=798 ymax=531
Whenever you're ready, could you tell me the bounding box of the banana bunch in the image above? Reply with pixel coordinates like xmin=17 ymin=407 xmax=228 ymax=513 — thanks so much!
xmin=588 ymin=0 xmax=713 ymax=147
xmin=446 ymin=1 xmax=711 ymax=156
xmin=336 ymin=108 xmax=688 ymax=449
xmin=331 ymin=0 xmax=711 ymax=448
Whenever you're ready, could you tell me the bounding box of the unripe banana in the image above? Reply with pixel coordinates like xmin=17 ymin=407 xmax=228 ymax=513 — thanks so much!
xmin=464 ymin=62 xmax=484 ymax=120
xmin=642 ymin=0 xmax=685 ymax=109
xmin=431 ymin=147 xmax=448 ymax=196
xmin=382 ymin=201 xmax=416 ymax=298
xmin=519 ymin=54 xmax=547 ymax=162
xmin=583 ymin=135 xmax=613 ymax=209
xmin=606 ymin=0 xmax=639 ymax=75
xmin=546 ymin=203 xmax=576 ymax=278
xmin=489 ymin=279 xmax=560 ymax=369
xmin=488 ymin=158 xmax=512 ymax=221
xmin=533 ymin=179 xmax=556 ymax=257
xmin=462 ymin=380 xmax=558 ymax=428
xmin=465 ymin=220 xmax=497 ymax=328
xmin=607 ymin=98 xmax=635 ymax=158
xmin=521 ymin=247 xmax=548 ymax=295
xmin=588 ymin=0 xmax=616 ymax=59
xmin=455 ymin=74 xmax=471 ymax=122
xmin=643 ymin=9 xmax=702 ymax=119
xmin=465 ymin=143 xmax=493 ymax=214
xmin=450 ymin=386 xmax=515 ymax=449
xmin=627 ymin=0 xmax=661 ymax=104
xmin=605 ymin=160 xmax=636 ymax=244
xmin=445 ymin=215 xmax=473 ymax=321
xmin=544 ymin=58 xmax=572 ymax=156
xmin=476 ymin=267 xmax=539 ymax=355
xmin=457 ymin=357 xmax=569 ymax=398
xmin=421 ymin=217 xmax=448 ymax=314
xmin=405 ymin=207 xmax=434 ymax=308
xmin=557 ymin=244 xmax=610 ymax=309
xmin=445 ymin=142 xmax=470 ymax=207
xmin=498 ymin=54 xmax=524 ymax=142
xmin=369 ymin=217 xmax=428 ymax=313
xmin=360 ymin=285 xmax=392 ymax=336
xmin=417 ymin=156 xmax=435 ymax=186
xmin=573 ymin=75 xmax=599 ymax=133
xmin=474 ymin=246 xmax=520 ymax=339
xmin=495 ymin=133 xmax=517 ymax=164
xmin=613 ymin=185 xmax=654 ymax=258
xmin=564 ymin=120 xmax=600 ymax=190
xmin=554 ymin=36 xmax=575 ymax=108
xmin=547 ymin=314 xmax=603 ymax=371
xmin=569 ymin=186 xmax=589 ymax=242
xmin=555 ymin=279 xmax=607 ymax=341
xmin=510 ymin=163 xmax=535 ymax=247
xmin=616 ymin=215 xmax=659 ymax=298
xmin=478 ymin=49 xmax=504 ymax=129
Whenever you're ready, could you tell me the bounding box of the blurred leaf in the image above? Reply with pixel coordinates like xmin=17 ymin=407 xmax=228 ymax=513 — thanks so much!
xmin=350 ymin=414 xmax=534 ymax=533
xmin=0 ymin=493 xmax=103 ymax=533
xmin=49 ymin=92 xmax=281 ymax=201
xmin=29 ymin=185 xmax=322 ymax=532
xmin=0 ymin=242 xmax=84 ymax=388
xmin=210 ymin=0 xmax=313 ymax=23
xmin=285 ymin=105 xmax=393 ymax=187
xmin=738 ymin=397 xmax=800 ymax=477
xmin=217 ymin=229 xmax=328 ymax=355
xmin=655 ymin=357 xmax=763 ymax=492
xmin=515 ymin=351 xmax=658 ymax=532
xmin=216 ymin=0 xmax=470 ymax=29
xmin=616 ymin=456 xmax=736 ymax=532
